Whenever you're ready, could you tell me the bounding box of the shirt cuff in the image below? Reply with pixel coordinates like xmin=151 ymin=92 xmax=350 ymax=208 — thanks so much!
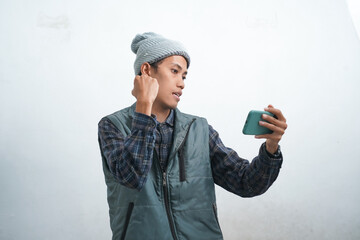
xmin=132 ymin=112 xmax=157 ymax=132
xmin=258 ymin=142 xmax=283 ymax=168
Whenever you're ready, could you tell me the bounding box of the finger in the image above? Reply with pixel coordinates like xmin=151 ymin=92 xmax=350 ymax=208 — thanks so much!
xmin=134 ymin=75 xmax=140 ymax=84
xmin=265 ymin=107 xmax=286 ymax=122
xmin=143 ymin=75 xmax=154 ymax=83
xmin=255 ymin=134 xmax=282 ymax=142
xmin=259 ymin=121 xmax=285 ymax=135
xmin=254 ymin=133 xmax=272 ymax=139
xmin=262 ymin=114 xmax=288 ymax=130
xmin=141 ymin=70 xmax=149 ymax=77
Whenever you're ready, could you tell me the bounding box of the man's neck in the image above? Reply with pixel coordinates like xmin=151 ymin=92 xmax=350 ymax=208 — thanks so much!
xmin=152 ymin=106 xmax=171 ymax=123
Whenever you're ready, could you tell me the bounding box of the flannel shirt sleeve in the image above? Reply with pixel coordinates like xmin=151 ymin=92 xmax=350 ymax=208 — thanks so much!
xmin=98 ymin=112 xmax=157 ymax=190
xmin=209 ymin=125 xmax=283 ymax=197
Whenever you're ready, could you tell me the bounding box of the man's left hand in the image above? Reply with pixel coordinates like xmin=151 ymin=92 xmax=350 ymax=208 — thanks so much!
xmin=255 ymin=105 xmax=288 ymax=154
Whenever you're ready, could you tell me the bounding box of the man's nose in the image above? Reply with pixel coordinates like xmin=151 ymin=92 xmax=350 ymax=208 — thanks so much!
xmin=178 ymin=78 xmax=185 ymax=89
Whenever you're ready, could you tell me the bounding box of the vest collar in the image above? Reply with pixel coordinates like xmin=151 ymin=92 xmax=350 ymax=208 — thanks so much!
xmin=128 ymin=102 xmax=196 ymax=161
xmin=129 ymin=103 xmax=137 ymax=119
xmin=168 ymin=108 xmax=196 ymax=162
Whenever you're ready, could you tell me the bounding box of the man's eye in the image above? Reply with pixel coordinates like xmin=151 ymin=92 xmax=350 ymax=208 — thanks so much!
xmin=172 ymin=69 xmax=178 ymax=73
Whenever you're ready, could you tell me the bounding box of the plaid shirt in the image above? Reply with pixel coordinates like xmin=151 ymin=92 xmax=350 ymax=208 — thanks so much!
xmin=98 ymin=110 xmax=282 ymax=197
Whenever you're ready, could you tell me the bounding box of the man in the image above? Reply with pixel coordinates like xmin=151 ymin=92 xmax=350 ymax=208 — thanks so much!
xmin=98 ymin=32 xmax=287 ymax=240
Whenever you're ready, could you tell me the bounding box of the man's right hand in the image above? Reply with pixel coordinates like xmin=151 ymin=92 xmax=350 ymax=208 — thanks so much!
xmin=131 ymin=74 xmax=159 ymax=116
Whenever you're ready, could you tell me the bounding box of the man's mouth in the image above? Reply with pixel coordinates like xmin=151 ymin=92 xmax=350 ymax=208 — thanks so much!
xmin=172 ymin=92 xmax=182 ymax=101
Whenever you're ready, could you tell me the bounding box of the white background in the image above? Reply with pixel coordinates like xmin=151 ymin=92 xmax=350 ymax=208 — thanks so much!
xmin=1 ymin=0 xmax=360 ymax=239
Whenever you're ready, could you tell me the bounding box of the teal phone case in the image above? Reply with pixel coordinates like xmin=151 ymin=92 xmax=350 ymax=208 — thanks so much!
xmin=242 ymin=110 xmax=274 ymax=135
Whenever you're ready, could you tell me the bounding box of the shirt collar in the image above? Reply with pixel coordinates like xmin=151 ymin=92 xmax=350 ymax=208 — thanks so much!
xmin=163 ymin=109 xmax=175 ymax=127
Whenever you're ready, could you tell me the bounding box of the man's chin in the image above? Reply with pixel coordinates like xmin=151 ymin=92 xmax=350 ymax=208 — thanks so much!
xmin=170 ymin=103 xmax=179 ymax=109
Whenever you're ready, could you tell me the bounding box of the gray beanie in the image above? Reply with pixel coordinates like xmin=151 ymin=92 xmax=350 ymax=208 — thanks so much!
xmin=131 ymin=32 xmax=191 ymax=75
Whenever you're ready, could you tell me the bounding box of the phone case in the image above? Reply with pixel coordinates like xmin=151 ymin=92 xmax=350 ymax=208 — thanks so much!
xmin=242 ymin=110 xmax=274 ymax=135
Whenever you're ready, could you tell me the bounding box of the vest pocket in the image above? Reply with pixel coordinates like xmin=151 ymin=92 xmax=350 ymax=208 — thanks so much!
xmin=121 ymin=202 xmax=134 ymax=240
xmin=178 ymin=149 xmax=186 ymax=182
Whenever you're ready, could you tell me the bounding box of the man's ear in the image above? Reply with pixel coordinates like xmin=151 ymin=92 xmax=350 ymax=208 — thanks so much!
xmin=140 ymin=62 xmax=152 ymax=76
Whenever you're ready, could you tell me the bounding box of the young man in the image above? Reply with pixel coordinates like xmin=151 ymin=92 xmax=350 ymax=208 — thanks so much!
xmin=98 ymin=32 xmax=287 ymax=240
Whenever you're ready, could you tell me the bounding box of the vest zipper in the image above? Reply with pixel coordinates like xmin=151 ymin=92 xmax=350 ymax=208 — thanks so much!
xmin=163 ymin=171 xmax=178 ymax=240
xmin=155 ymin=150 xmax=178 ymax=240
xmin=159 ymin=119 xmax=196 ymax=240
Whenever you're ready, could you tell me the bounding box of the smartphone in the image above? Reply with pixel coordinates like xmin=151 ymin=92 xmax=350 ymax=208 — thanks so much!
xmin=242 ymin=110 xmax=275 ymax=135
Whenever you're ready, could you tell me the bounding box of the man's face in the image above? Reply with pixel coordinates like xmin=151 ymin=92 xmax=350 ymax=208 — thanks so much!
xmin=150 ymin=55 xmax=188 ymax=110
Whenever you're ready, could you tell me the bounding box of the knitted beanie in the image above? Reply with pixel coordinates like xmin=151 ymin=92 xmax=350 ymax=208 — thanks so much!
xmin=131 ymin=32 xmax=190 ymax=75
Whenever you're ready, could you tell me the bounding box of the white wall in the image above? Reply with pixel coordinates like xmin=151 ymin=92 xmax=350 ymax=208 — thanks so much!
xmin=1 ymin=0 xmax=359 ymax=239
